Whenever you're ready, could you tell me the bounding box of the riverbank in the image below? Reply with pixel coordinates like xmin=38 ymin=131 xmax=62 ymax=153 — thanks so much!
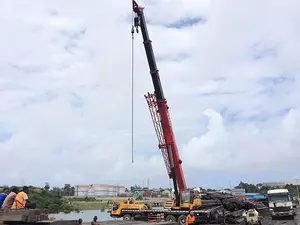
xmin=69 ymin=197 xmax=168 ymax=210
xmin=72 ymin=201 xmax=111 ymax=210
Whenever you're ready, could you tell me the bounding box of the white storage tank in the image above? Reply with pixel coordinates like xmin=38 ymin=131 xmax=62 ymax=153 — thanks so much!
xmin=75 ymin=185 xmax=91 ymax=197
xmin=94 ymin=184 xmax=109 ymax=196
xmin=118 ymin=186 xmax=126 ymax=194
xmin=87 ymin=187 xmax=95 ymax=196
xmin=74 ymin=184 xmax=126 ymax=197
xmin=108 ymin=186 xmax=117 ymax=196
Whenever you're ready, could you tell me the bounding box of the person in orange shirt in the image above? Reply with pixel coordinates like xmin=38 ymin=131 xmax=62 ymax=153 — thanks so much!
xmin=11 ymin=186 xmax=30 ymax=209
xmin=186 ymin=211 xmax=195 ymax=225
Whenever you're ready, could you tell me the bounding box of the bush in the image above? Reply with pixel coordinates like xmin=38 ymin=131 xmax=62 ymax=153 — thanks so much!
xmin=0 ymin=186 xmax=74 ymax=213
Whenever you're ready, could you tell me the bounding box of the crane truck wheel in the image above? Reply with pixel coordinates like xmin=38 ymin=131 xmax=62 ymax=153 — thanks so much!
xmin=134 ymin=214 xmax=142 ymax=220
xmin=123 ymin=214 xmax=132 ymax=221
xmin=178 ymin=215 xmax=186 ymax=225
xmin=165 ymin=215 xmax=177 ymax=222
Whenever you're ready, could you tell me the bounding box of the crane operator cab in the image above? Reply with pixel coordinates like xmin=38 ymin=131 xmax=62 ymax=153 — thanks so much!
xmin=171 ymin=190 xmax=201 ymax=210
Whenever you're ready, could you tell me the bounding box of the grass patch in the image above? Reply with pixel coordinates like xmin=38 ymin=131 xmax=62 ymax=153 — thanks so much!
xmin=72 ymin=201 xmax=112 ymax=210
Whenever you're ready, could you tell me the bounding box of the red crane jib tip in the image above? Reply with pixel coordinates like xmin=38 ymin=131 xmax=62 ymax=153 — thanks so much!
xmin=133 ymin=0 xmax=144 ymax=13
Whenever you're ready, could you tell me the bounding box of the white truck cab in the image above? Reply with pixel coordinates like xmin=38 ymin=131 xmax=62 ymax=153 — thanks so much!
xmin=267 ymin=189 xmax=295 ymax=219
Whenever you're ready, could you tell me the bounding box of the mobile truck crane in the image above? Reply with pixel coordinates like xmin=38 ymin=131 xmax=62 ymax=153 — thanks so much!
xmin=110 ymin=1 xmax=203 ymax=224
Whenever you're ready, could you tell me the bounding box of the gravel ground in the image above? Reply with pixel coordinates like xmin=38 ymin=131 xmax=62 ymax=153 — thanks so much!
xmin=261 ymin=208 xmax=299 ymax=225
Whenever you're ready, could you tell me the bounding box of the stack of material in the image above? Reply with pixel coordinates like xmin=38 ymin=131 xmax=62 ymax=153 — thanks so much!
xmin=193 ymin=192 xmax=269 ymax=224
xmin=201 ymin=192 xmax=268 ymax=212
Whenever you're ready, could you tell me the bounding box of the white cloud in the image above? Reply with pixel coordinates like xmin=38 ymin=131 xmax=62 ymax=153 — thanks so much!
xmin=182 ymin=108 xmax=300 ymax=172
xmin=0 ymin=0 xmax=300 ymax=189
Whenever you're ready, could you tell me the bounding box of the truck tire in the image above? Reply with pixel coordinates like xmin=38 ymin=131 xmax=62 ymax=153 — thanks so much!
xmin=166 ymin=215 xmax=177 ymax=222
xmin=289 ymin=215 xmax=295 ymax=220
xmin=134 ymin=214 xmax=142 ymax=220
xmin=178 ymin=215 xmax=186 ymax=225
xmin=123 ymin=214 xmax=132 ymax=220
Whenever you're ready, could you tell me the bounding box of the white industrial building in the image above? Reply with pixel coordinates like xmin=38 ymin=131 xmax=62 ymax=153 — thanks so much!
xmin=74 ymin=184 xmax=126 ymax=197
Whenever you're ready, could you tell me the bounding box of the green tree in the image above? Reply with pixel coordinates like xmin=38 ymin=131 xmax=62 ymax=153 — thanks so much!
xmin=30 ymin=188 xmax=74 ymax=213
xmin=235 ymin=182 xmax=259 ymax=193
xmin=63 ymin=184 xmax=72 ymax=196
xmin=130 ymin=185 xmax=142 ymax=191
xmin=285 ymin=184 xmax=299 ymax=197
xmin=44 ymin=182 xmax=50 ymax=191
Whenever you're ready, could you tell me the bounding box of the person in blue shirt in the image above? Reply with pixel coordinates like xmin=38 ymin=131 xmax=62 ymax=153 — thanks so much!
xmin=0 ymin=188 xmax=9 ymax=207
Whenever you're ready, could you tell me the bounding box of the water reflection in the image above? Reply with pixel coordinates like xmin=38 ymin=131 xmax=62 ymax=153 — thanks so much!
xmin=50 ymin=210 xmax=119 ymax=222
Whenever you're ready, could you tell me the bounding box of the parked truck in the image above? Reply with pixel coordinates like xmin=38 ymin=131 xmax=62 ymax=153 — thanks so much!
xmin=267 ymin=189 xmax=295 ymax=219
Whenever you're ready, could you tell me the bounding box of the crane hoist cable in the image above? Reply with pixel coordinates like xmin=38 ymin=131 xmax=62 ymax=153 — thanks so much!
xmin=131 ymin=11 xmax=135 ymax=164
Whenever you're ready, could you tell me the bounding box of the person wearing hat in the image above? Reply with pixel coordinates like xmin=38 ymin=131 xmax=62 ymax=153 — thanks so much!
xmin=186 ymin=211 xmax=195 ymax=225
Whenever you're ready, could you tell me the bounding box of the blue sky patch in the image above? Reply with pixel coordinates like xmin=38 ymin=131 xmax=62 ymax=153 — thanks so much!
xmin=258 ymin=75 xmax=295 ymax=96
xmin=157 ymin=52 xmax=190 ymax=62
xmin=166 ymin=17 xmax=205 ymax=29
xmin=220 ymin=107 xmax=292 ymax=124
xmin=70 ymin=93 xmax=84 ymax=108
xmin=0 ymin=132 xmax=12 ymax=142
xmin=11 ymin=64 xmax=46 ymax=74
xmin=23 ymin=91 xmax=57 ymax=107
xmin=251 ymin=42 xmax=277 ymax=61
xmin=259 ymin=75 xmax=294 ymax=86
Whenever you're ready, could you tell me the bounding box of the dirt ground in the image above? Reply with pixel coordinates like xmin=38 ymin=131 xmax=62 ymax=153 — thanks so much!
xmin=261 ymin=207 xmax=299 ymax=225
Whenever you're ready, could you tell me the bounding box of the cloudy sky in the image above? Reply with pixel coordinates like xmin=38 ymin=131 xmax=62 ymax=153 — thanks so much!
xmin=0 ymin=0 xmax=300 ymax=189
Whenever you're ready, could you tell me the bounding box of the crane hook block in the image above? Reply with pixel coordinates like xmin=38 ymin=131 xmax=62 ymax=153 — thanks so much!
xmin=134 ymin=16 xmax=139 ymax=33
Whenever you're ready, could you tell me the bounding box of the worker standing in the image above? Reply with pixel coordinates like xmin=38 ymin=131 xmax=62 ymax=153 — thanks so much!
xmin=77 ymin=218 xmax=83 ymax=225
xmin=91 ymin=216 xmax=100 ymax=225
xmin=186 ymin=211 xmax=195 ymax=225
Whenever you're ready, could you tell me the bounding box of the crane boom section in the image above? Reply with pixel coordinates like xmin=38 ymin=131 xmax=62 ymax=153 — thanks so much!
xmin=132 ymin=0 xmax=187 ymax=193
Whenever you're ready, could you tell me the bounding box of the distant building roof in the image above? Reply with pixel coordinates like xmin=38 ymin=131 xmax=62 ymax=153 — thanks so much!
xmin=75 ymin=184 xmax=125 ymax=188
xmin=263 ymin=181 xmax=300 ymax=187
xmin=262 ymin=182 xmax=285 ymax=187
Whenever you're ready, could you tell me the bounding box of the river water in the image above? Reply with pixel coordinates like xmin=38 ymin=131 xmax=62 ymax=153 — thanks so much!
xmin=50 ymin=210 xmax=119 ymax=222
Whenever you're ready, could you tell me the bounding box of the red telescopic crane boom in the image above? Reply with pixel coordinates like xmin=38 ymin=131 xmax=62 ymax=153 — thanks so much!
xmin=132 ymin=0 xmax=187 ymax=205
